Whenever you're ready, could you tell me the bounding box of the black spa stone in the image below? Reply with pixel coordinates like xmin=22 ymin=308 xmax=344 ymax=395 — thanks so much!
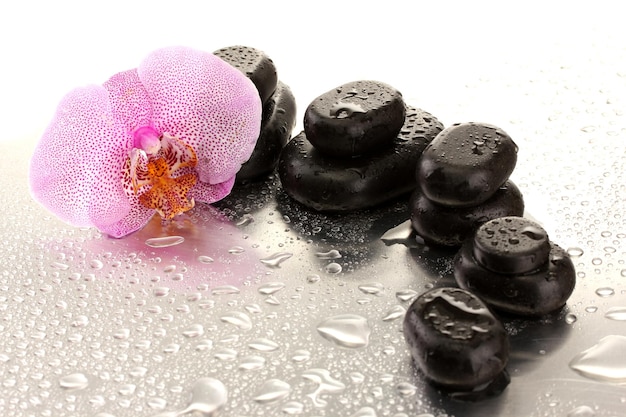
xmin=237 ymin=81 xmax=297 ymax=181
xmin=278 ymin=106 xmax=443 ymax=212
xmin=303 ymin=80 xmax=406 ymax=157
xmin=409 ymin=180 xmax=525 ymax=247
xmin=214 ymin=45 xmax=278 ymax=104
xmin=454 ymin=229 xmax=576 ymax=317
xmin=417 ymin=122 xmax=518 ymax=208
xmin=403 ymin=287 xmax=510 ymax=391
xmin=471 ymin=217 xmax=551 ymax=275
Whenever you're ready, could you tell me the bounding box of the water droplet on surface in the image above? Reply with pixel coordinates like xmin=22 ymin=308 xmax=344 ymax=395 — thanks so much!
xmin=306 ymin=274 xmax=321 ymax=283
xmin=236 ymin=214 xmax=254 ymax=226
xmin=317 ymin=314 xmax=371 ymax=348
xmin=220 ymin=311 xmax=252 ymax=331
xmin=154 ymin=287 xmax=170 ymax=297
xmin=358 ymin=282 xmax=384 ymax=295
xmin=395 ymin=381 xmax=418 ymax=397
xmin=595 ymin=287 xmax=615 ymax=297
xmin=282 ymin=401 xmax=304 ymax=415
xmin=302 ymin=368 xmax=346 ymax=407
xmin=260 ymin=252 xmax=293 ymax=268
xmin=228 ymin=246 xmax=245 ymax=254
xmin=330 ymin=101 xmax=366 ymax=118
xmin=197 ymin=255 xmax=214 ymax=264
xmin=381 ymin=220 xmax=417 ymax=247
xmin=324 ymin=262 xmax=343 ymax=274
xmin=253 ymin=379 xmax=291 ymax=404
xmin=258 ymin=282 xmax=286 ymax=295
xmin=567 ymin=405 xmax=596 ymax=417
xmin=211 ymin=285 xmax=240 ymax=295
xmin=59 ymin=373 xmax=89 ymax=390
xmin=182 ymin=324 xmax=204 ymax=338
xmin=291 ymin=349 xmax=311 ymax=362
xmin=565 ymin=313 xmax=578 ymax=324
xmin=145 ymin=236 xmax=185 ymax=248
xmin=382 ymin=305 xmax=406 ymax=322
xmin=605 ymin=306 xmax=626 ymax=321
xmin=90 ymin=259 xmax=104 ymax=270
xmin=248 ymin=338 xmax=280 ymax=352
xmin=155 ymin=377 xmax=227 ymax=417
xmin=239 ymin=355 xmax=266 ymax=371
xmin=315 ymin=249 xmax=342 ymax=260
xmin=396 ymin=289 xmax=418 ymax=302
xmin=570 ymin=335 xmax=626 ymax=382
xmin=566 ymin=247 xmax=584 ymax=257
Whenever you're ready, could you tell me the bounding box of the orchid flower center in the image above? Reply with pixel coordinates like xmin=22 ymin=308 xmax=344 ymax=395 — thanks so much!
xmin=124 ymin=127 xmax=198 ymax=219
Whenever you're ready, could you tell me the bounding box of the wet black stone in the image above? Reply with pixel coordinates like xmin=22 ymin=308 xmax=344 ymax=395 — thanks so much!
xmin=214 ymin=45 xmax=278 ymax=104
xmin=303 ymin=80 xmax=406 ymax=157
xmin=403 ymin=287 xmax=510 ymax=391
xmin=410 ymin=180 xmax=525 ymax=247
xmin=237 ymin=82 xmax=297 ymax=181
xmin=417 ymin=122 xmax=518 ymax=207
xmin=454 ymin=238 xmax=576 ymax=317
xmin=278 ymin=106 xmax=443 ymax=211
xmin=472 ymin=217 xmax=551 ymax=275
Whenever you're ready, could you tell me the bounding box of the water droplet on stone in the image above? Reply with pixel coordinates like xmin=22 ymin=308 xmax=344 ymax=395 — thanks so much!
xmin=315 ymin=249 xmax=342 ymax=260
xmin=317 ymin=314 xmax=371 ymax=348
xmin=253 ymin=379 xmax=291 ymax=404
xmin=59 ymin=373 xmax=89 ymax=390
xmin=260 ymin=252 xmax=293 ymax=268
xmin=146 ymin=236 xmax=185 ymax=248
xmin=570 ymin=335 xmax=626 ymax=383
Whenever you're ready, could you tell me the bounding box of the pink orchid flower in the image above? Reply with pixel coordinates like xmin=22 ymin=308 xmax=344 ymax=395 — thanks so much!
xmin=29 ymin=46 xmax=262 ymax=238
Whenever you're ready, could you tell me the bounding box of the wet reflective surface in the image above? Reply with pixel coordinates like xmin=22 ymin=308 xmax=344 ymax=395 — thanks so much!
xmin=2 ymin=3 xmax=626 ymax=417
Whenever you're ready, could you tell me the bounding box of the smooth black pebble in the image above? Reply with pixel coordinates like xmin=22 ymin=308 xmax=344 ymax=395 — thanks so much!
xmin=278 ymin=106 xmax=443 ymax=211
xmin=403 ymin=287 xmax=510 ymax=391
xmin=410 ymin=180 xmax=525 ymax=247
xmin=417 ymin=122 xmax=518 ymax=207
xmin=454 ymin=220 xmax=576 ymax=317
xmin=214 ymin=45 xmax=278 ymax=104
xmin=237 ymin=81 xmax=297 ymax=181
xmin=303 ymin=80 xmax=406 ymax=157
xmin=472 ymin=217 xmax=551 ymax=274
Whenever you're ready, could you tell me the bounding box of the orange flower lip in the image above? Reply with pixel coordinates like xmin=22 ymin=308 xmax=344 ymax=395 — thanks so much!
xmin=128 ymin=133 xmax=199 ymax=219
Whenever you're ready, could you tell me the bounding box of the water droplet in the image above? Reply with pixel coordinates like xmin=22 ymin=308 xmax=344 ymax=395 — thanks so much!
xmin=260 ymin=252 xmax=293 ymax=268
xmin=358 ymin=282 xmax=384 ymax=295
xmin=291 ymin=349 xmax=311 ymax=362
xmin=566 ymin=247 xmax=584 ymax=257
xmin=381 ymin=220 xmax=417 ymax=247
xmin=157 ymin=377 xmax=227 ymax=417
xmin=317 ymin=314 xmax=371 ymax=348
xmin=114 ymin=328 xmax=130 ymax=340
xmin=350 ymin=407 xmax=377 ymax=417
xmin=182 ymin=324 xmax=204 ymax=338
xmin=595 ymin=287 xmax=615 ymax=297
xmin=330 ymin=101 xmax=366 ymax=118
xmin=585 ymin=306 xmax=598 ymax=313
xmin=154 ymin=287 xmax=170 ymax=297
xmin=258 ymin=282 xmax=286 ymax=295
xmin=565 ymin=313 xmax=578 ymax=324
xmin=315 ymin=249 xmax=342 ymax=260
xmin=220 ymin=311 xmax=252 ymax=331
xmin=306 ymin=274 xmax=321 ymax=283
xmin=396 ymin=289 xmax=418 ymax=302
xmin=567 ymin=405 xmax=596 ymax=417
xmin=147 ymin=397 xmax=168 ymax=410
xmin=118 ymin=384 xmax=136 ymax=396
xmin=382 ymin=305 xmax=406 ymax=321
xmin=570 ymin=335 xmax=626 ymax=382
xmin=90 ymin=259 xmax=104 ymax=270
xmin=248 ymin=338 xmax=280 ymax=352
xmin=214 ymin=348 xmax=238 ymax=361
xmin=282 ymin=401 xmax=304 ymax=415
xmin=239 ymin=355 xmax=266 ymax=371
xmin=59 ymin=373 xmax=89 ymax=390
xmin=253 ymin=379 xmax=291 ymax=404
xmin=349 ymin=372 xmax=365 ymax=384
xmin=145 ymin=236 xmax=184 ymax=248
xmin=302 ymin=368 xmax=346 ymax=407
xmin=228 ymin=246 xmax=245 ymax=254
xmin=605 ymin=307 xmax=626 ymax=321
xmin=236 ymin=214 xmax=254 ymax=226
xmin=211 ymin=285 xmax=240 ymax=295
xmin=396 ymin=381 xmax=417 ymax=397
xmin=325 ymin=262 xmax=342 ymax=274
xmin=197 ymin=256 xmax=214 ymax=264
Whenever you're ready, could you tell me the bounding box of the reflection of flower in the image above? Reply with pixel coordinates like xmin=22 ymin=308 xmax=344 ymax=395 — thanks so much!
xmin=29 ymin=46 xmax=262 ymax=237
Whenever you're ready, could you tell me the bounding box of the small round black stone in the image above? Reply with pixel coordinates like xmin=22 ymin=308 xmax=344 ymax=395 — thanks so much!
xmin=214 ymin=45 xmax=278 ymax=104
xmin=237 ymin=81 xmax=297 ymax=181
xmin=403 ymin=287 xmax=510 ymax=391
xmin=417 ymin=122 xmax=518 ymax=207
xmin=303 ymin=80 xmax=406 ymax=157
xmin=454 ymin=241 xmax=576 ymax=317
xmin=278 ymin=106 xmax=442 ymax=211
xmin=410 ymin=180 xmax=525 ymax=247
xmin=472 ymin=217 xmax=551 ymax=274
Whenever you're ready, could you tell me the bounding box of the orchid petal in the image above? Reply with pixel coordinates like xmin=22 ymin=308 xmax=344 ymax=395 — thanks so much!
xmin=103 ymin=69 xmax=153 ymax=136
xmin=191 ymin=176 xmax=236 ymax=205
xmin=29 ymin=86 xmax=134 ymax=231
xmin=137 ymin=46 xmax=262 ymax=185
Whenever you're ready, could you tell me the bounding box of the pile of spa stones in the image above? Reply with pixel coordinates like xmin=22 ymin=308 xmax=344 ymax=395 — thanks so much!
xmin=278 ymin=80 xmax=444 ymax=211
xmin=403 ymin=216 xmax=576 ymax=397
xmin=214 ymin=46 xmax=297 ymax=181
